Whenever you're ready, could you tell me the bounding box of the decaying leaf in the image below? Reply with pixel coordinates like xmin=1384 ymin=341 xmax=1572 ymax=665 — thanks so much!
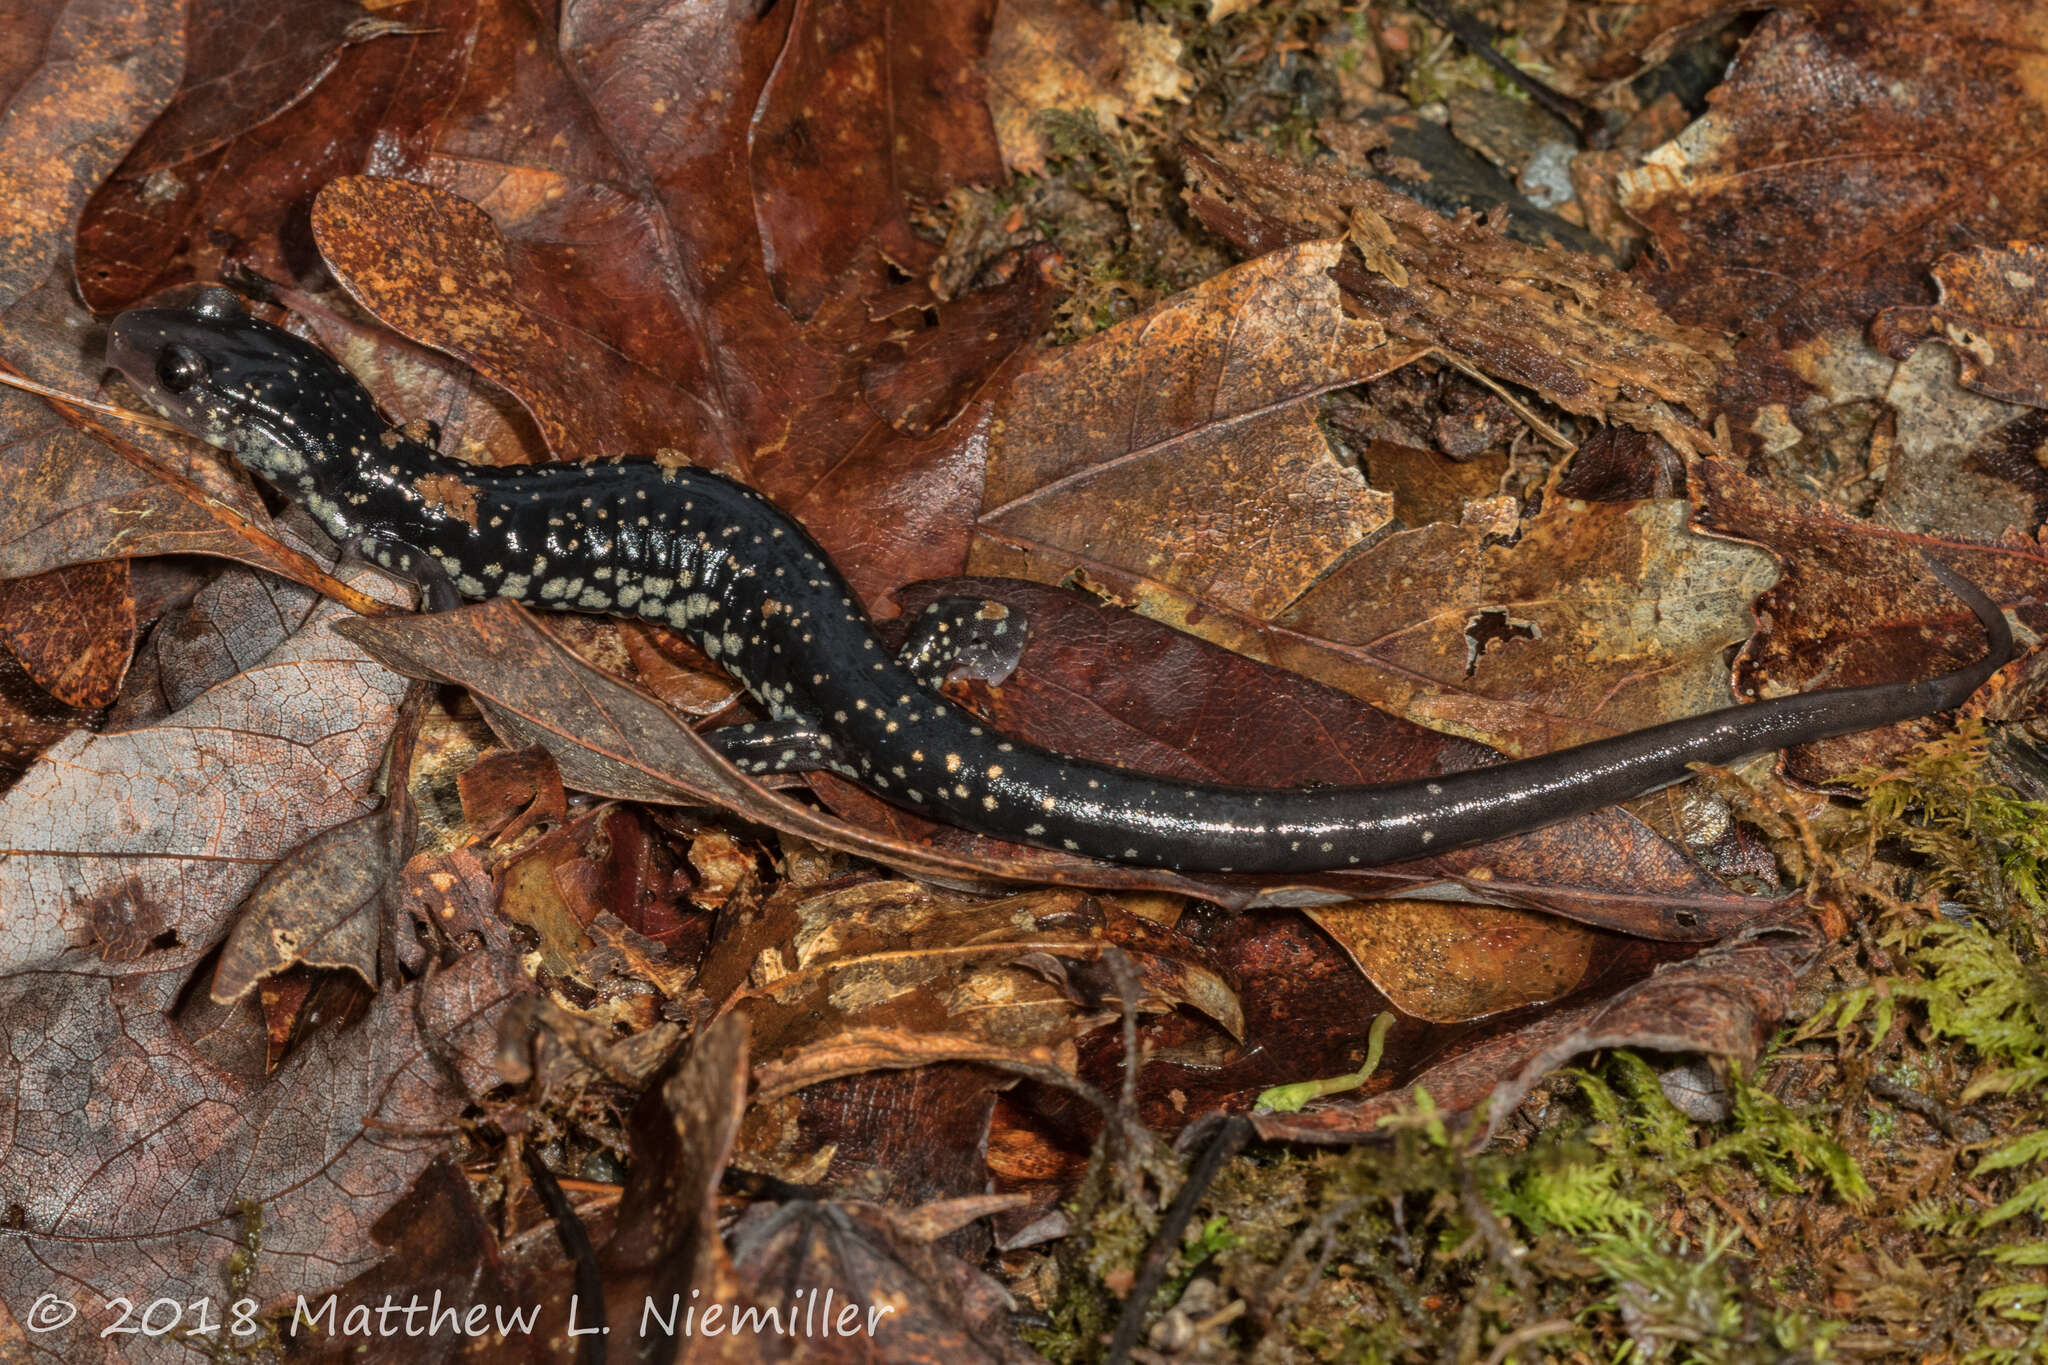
xmin=0 ymin=584 xmax=408 ymax=975
xmin=0 ymin=0 xmax=181 ymax=310
xmin=1620 ymin=1 xmax=2048 ymax=460
xmin=211 ymin=809 xmax=390 ymax=1002
xmin=1268 ymin=497 xmax=1779 ymax=756
xmin=0 ymin=948 xmax=529 ymax=1363
xmin=0 ymin=559 xmax=135 ymax=708
xmin=1307 ymin=899 xmax=1595 ymax=1023
xmin=986 ymin=0 xmax=1193 ymax=175
xmin=1183 ymin=139 xmax=1729 ymax=449
xmin=311 ymin=177 xmax=732 ymax=471
xmin=118 ymin=0 xmax=418 ymax=175
xmin=1875 ymin=242 xmax=2048 ymax=411
xmin=973 ymin=239 xmax=1403 ymax=620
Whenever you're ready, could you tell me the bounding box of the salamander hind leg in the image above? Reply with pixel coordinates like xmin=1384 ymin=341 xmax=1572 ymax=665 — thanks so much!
xmin=897 ymin=597 xmax=1029 ymax=692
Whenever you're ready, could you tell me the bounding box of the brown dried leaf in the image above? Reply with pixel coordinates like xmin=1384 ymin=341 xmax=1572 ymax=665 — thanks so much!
xmin=722 ymin=1198 xmax=1041 ymax=1363
xmin=310 ymin=177 xmax=731 ymax=469
xmin=122 ymin=0 xmax=417 ymax=174
xmin=1875 ymin=242 xmax=2048 ymax=409
xmin=0 ymin=948 xmax=530 ymax=1362
xmin=1620 ymin=2 xmax=2048 ymax=458
xmin=727 ymin=880 xmax=1240 ymax=1059
xmin=211 ymin=809 xmax=390 ymax=1003
xmin=456 ymin=744 xmax=566 ymax=845
xmin=0 ymin=0 xmax=181 ymax=310
xmin=1306 ymin=899 xmax=1594 ymax=1023
xmin=973 ymin=239 xmax=1403 ymax=619
xmin=0 ymin=560 xmax=135 ymax=708
xmin=73 ymin=0 xmax=468 ymax=313
xmin=1183 ymin=140 xmax=1729 ymax=443
xmin=1269 ymin=498 xmax=1779 ymax=756
xmin=749 ymin=1 xmax=1000 ymax=319
xmin=0 ymin=584 xmax=410 ymax=974
xmin=600 ymin=1013 xmax=752 ymax=1348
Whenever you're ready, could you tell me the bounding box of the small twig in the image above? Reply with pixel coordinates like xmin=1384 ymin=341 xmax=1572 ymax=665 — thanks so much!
xmin=1481 ymin=1318 xmax=1575 ymax=1365
xmin=1867 ymin=1072 xmax=1965 ymax=1139
xmin=523 ymin=1145 xmax=607 ymax=1365
xmin=1699 ymin=1188 xmax=1767 ymax=1253
xmin=1437 ymin=351 xmax=1577 ymax=453
xmin=1459 ymin=1169 xmax=1533 ymax=1295
xmin=467 ymin=1167 xmax=623 ymax=1198
xmin=1103 ymin=945 xmax=1144 ymax=1116
xmin=0 ymin=367 xmax=185 ymax=432
xmin=1254 ymin=1193 xmax=1369 ymax=1328
xmin=1105 ymin=1116 xmax=1254 ymax=1365
xmin=1408 ymin=0 xmax=1607 ymax=148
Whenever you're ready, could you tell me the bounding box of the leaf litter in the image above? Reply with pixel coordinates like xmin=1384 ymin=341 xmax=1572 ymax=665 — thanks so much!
xmin=0 ymin=0 xmax=2044 ymax=1359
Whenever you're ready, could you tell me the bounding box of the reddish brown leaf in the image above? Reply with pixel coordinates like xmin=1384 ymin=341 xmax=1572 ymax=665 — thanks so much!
xmin=1694 ymin=459 xmax=2043 ymax=779
xmin=0 ymin=560 xmax=136 ymax=708
xmin=74 ymin=0 xmax=470 ymax=312
xmin=1875 ymin=242 xmax=2048 ymax=410
xmin=310 ymin=176 xmax=732 ymax=470
xmin=121 ymin=0 xmax=417 ymax=175
xmin=456 ymin=744 xmax=566 ymax=844
xmin=0 ymin=648 xmax=97 ymax=787
xmin=1619 ymin=2 xmax=2048 ymax=458
xmin=0 ymin=0 xmax=181 ymax=310
xmin=749 ymin=1 xmax=991 ymax=320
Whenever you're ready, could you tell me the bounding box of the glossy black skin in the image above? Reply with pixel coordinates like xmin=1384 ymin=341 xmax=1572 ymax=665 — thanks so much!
xmin=107 ymin=292 xmax=2016 ymax=874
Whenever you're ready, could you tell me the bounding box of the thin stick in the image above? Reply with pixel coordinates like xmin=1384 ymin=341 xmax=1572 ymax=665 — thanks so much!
xmin=1437 ymin=350 xmax=1578 ymax=453
xmin=0 ymin=369 xmax=184 ymax=433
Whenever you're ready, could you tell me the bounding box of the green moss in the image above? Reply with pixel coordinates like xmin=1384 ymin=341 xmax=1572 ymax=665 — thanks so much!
xmin=1027 ymin=721 xmax=2048 ymax=1360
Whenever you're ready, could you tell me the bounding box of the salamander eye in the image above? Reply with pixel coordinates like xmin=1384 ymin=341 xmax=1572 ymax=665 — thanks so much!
xmin=155 ymin=344 xmax=208 ymax=394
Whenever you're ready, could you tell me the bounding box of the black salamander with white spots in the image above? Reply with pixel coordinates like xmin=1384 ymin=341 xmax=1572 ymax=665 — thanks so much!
xmin=107 ymin=289 xmax=2016 ymax=874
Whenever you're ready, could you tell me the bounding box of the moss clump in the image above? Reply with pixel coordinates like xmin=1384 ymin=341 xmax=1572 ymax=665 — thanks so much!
xmin=1024 ymin=724 xmax=2048 ymax=1361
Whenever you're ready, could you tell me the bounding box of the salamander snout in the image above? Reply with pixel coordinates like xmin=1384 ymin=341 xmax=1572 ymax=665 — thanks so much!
xmin=107 ymin=289 xmax=252 ymax=441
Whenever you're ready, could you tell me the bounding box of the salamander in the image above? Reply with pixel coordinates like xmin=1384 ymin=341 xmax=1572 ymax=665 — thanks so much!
xmin=105 ymin=287 xmax=2014 ymax=874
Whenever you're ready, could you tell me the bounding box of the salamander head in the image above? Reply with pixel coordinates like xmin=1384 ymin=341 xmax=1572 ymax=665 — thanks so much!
xmin=107 ymin=285 xmax=383 ymax=491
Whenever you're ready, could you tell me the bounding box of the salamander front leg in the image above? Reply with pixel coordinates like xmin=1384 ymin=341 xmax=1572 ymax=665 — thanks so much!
xmin=704 ymin=719 xmax=838 ymax=775
xmin=897 ymin=597 xmax=1029 ymax=691
xmin=352 ymin=534 xmax=464 ymax=612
